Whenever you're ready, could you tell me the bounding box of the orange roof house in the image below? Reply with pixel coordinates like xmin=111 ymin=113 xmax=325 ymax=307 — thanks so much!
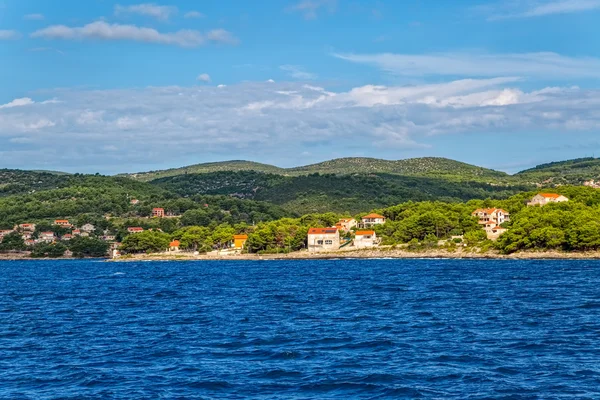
xmin=233 ymin=234 xmax=249 ymax=249
xmin=527 ymin=193 xmax=569 ymax=206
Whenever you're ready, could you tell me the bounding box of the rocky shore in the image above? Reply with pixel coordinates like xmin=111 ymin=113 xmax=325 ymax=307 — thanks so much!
xmin=109 ymin=248 xmax=600 ymax=261
xmin=4 ymin=248 xmax=600 ymax=261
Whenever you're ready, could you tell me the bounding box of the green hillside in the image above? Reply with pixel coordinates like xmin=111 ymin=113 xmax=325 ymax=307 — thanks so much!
xmin=289 ymin=157 xmax=510 ymax=181
xmin=150 ymin=170 xmax=530 ymax=214
xmin=125 ymin=157 xmax=511 ymax=183
xmin=516 ymin=158 xmax=600 ymax=185
xmin=125 ymin=160 xmax=286 ymax=182
xmin=0 ymin=169 xmax=72 ymax=196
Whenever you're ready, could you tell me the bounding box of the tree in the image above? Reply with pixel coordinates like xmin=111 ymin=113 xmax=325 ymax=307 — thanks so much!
xmin=68 ymin=236 xmax=110 ymax=258
xmin=0 ymin=232 xmax=26 ymax=252
xmin=31 ymin=242 xmax=67 ymax=258
xmin=177 ymin=226 xmax=212 ymax=251
xmin=120 ymin=230 xmax=171 ymax=254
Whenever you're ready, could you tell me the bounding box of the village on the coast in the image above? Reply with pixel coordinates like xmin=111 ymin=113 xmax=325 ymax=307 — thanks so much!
xmin=0 ymin=193 xmax=570 ymax=258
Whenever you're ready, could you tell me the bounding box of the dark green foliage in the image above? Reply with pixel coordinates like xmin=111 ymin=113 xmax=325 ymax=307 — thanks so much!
xmin=0 ymin=232 xmax=26 ymax=251
xmin=120 ymin=230 xmax=171 ymax=253
xmin=68 ymin=237 xmax=110 ymax=258
xmin=31 ymin=242 xmax=67 ymax=258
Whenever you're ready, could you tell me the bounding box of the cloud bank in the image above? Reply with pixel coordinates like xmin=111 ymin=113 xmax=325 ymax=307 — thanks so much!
xmin=2 ymin=79 xmax=600 ymax=172
xmin=114 ymin=3 xmax=178 ymax=21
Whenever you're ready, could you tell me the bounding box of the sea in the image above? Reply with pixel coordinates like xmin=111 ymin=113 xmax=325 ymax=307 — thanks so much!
xmin=1 ymin=258 xmax=600 ymax=399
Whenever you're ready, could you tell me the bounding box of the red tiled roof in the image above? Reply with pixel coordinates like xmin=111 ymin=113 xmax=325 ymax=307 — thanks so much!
xmin=539 ymin=193 xmax=561 ymax=198
xmin=233 ymin=234 xmax=248 ymax=239
xmin=362 ymin=213 xmax=385 ymax=219
xmin=356 ymin=230 xmax=375 ymax=235
xmin=308 ymin=227 xmax=338 ymax=235
xmin=170 ymin=240 xmax=180 ymax=247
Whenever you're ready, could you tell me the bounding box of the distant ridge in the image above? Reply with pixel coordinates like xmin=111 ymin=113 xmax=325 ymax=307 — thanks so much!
xmin=125 ymin=157 xmax=510 ymax=182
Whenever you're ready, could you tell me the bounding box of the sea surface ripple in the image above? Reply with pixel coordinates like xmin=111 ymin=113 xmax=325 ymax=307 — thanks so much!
xmin=2 ymin=259 xmax=600 ymax=399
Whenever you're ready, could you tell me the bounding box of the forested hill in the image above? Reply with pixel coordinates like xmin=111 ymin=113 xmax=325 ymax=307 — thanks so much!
xmin=149 ymin=170 xmax=531 ymax=214
xmin=515 ymin=158 xmax=600 ymax=185
xmin=124 ymin=157 xmax=511 ymax=182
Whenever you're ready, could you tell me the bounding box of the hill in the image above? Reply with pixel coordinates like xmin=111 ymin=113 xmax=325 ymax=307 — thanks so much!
xmin=289 ymin=157 xmax=510 ymax=181
xmin=124 ymin=161 xmax=286 ymax=182
xmin=516 ymin=158 xmax=600 ymax=185
xmin=125 ymin=157 xmax=511 ymax=183
xmin=0 ymin=169 xmax=72 ymax=197
xmin=150 ymin=170 xmax=530 ymax=214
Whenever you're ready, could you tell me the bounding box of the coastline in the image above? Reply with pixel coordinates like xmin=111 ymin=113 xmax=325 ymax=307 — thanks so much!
xmin=107 ymin=248 xmax=600 ymax=261
xmin=5 ymin=248 xmax=600 ymax=261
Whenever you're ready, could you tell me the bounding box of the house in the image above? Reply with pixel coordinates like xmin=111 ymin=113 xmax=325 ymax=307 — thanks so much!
xmin=80 ymin=224 xmax=95 ymax=233
xmin=21 ymin=232 xmax=33 ymax=240
xmin=169 ymin=240 xmax=180 ymax=252
xmin=487 ymin=225 xmax=508 ymax=240
xmin=54 ymin=219 xmax=72 ymax=227
xmin=527 ymin=193 xmax=569 ymax=206
xmin=103 ymin=235 xmax=116 ymax=241
xmin=233 ymin=234 xmax=249 ymax=249
xmin=337 ymin=218 xmax=357 ymax=232
xmin=18 ymin=223 xmax=36 ymax=232
xmin=361 ymin=213 xmax=386 ymax=228
xmin=472 ymin=208 xmax=510 ymax=225
xmin=24 ymin=239 xmax=35 ymax=246
xmin=127 ymin=227 xmax=144 ymax=234
xmin=152 ymin=208 xmax=165 ymax=218
xmin=307 ymin=227 xmax=340 ymax=252
xmin=61 ymin=234 xmax=73 ymax=241
xmin=354 ymin=230 xmax=378 ymax=248
xmin=72 ymin=229 xmax=81 ymax=236
xmin=130 ymin=198 xmax=140 ymax=205
xmin=39 ymin=232 xmax=56 ymax=243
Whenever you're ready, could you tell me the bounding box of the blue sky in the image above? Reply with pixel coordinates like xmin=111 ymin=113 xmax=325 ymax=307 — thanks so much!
xmin=2 ymin=0 xmax=600 ymax=174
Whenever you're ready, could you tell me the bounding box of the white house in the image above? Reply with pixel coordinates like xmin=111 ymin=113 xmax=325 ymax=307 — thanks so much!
xmin=354 ymin=230 xmax=378 ymax=248
xmin=18 ymin=223 xmax=36 ymax=232
xmin=361 ymin=213 xmax=386 ymax=228
xmin=472 ymin=208 xmax=510 ymax=225
xmin=39 ymin=232 xmax=56 ymax=243
xmin=80 ymin=224 xmax=95 ymax=233
xmin=336 ymin=218 xmax=357 ymax=232
xmin=527 ymin=193 xmax=569 ymax=206
xmin=127 ymin=227 xmax=144 ymax=234
xmin=307 ymin=227 xmax=340 ymax=252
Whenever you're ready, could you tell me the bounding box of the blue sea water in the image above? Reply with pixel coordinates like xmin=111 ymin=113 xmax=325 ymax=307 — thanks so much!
xmin=2 ymin=259 xmax=600 ymax=399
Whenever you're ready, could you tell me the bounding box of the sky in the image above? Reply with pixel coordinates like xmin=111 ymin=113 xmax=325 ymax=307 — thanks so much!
xmin=2 ymin=0 xmax=600 ymax=174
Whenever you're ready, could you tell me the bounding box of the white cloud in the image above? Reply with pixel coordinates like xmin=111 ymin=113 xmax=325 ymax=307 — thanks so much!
xmin=24 ymin=13 xmax=44 ymax=20
xmin=484 ymin=0 xmax=600 ymax=19
xmin=114 ymin=3 xmax=178 ymax=21
xmin=0 ymin=98 xmax=34 ymax=109
xmin=286 ymin=0 xmax=337 ymax=19
xmin=334 ymin=51 xmax=600 ymax=79
xmin=0 ymin=30 xmax=21 ymax=40
xmin=3 ymin=79 xmax=600 ymax=171
xmin=280 ymin=65 xmax=317 ymax=80
xmin=31 ymin=21 xmax=238 ymax=48
xmin=184 ymin=11 xmax=204 ymax=19
xmin=197 ymin=73 xmax=211 ymax=82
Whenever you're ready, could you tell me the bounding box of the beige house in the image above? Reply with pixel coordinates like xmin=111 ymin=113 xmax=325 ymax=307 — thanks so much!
xmin=336 ymin=218 xmax=357 ymax=232
xmin=472 ymin=208 xmax=510 ymax=225
xmin=18 ymin=223 xmax=36 ymax=232
xmin=354 ymin=230 xmax=378 ymax=248
xmin=486 ymin=225 xmax=508 ymax=240
xmin=361 ymin=213 xmax=386 ymax=228
xmin=527 ymin=193 xmax=569 ymax=206
xmin=307 ymin=227 xmax=340 ymax=252
xmin=39 ymin=232 xmax=56 ymax=243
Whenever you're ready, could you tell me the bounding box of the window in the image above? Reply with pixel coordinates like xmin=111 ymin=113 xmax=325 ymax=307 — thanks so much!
xmin=325 ymin=240 xmax=333 ymax=245
xmin=317 ymin=240 xmax=324 ymax=245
